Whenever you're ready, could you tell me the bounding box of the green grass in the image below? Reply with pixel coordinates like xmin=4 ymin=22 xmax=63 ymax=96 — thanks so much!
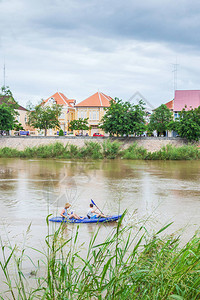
xmin=0 ymin=141 xmax=200 ymax=160
xmin=146 ymin=144 xmax=200 ymax=160
xmin=0 ymin=215 xmax=200 ymax=299
xmin=102 ymin=140 xmax=121 ymax=159
xmin=122 ymin=143 xmax=148 ymax=160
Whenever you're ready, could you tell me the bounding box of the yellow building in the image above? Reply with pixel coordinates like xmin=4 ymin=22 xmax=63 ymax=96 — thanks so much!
xmin=43 ymin=92 xmax=76 ymax=135
xmin=14 ymin=105 xmax=34 ymax=134
xmin=75 ymin=91 xmax=112 ymax=136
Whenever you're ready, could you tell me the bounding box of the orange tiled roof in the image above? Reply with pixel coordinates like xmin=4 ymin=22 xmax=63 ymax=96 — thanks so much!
xmin=165 ymin=99 xmax=174 ymax=110
xmin=44 ymin=92 xmax=75 ymax=108
xmin=75 ymin=92 xmax=113 ymax=107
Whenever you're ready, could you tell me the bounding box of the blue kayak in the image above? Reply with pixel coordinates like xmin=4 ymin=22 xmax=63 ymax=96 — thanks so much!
xmin=49 ymin=214 xmax=122 ymax=224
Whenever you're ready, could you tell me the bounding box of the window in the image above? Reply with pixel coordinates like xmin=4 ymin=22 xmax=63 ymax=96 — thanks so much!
xmin=174 ymin=112 xmax=180 ymax=119
xmin=89 ymin=110 xmax=99 ymax=120
xmin=78 ymin=110 xmax=87 ymax=119
xmin=93 ymin=111 xmax=96 ymax=120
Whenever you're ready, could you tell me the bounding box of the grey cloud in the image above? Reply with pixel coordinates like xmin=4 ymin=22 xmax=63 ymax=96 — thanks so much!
xmin=24 ymin=0 xmax=200 ymax=49
xmin=1 ymin=0 xmax=200 ymax=50
xmin=0 ymin=0 xmax=200 ymax=108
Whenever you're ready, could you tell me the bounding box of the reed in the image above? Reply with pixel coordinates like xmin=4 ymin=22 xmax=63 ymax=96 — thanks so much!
xmin=0 ymin=215 xmax=200 ymax=299
xmin=122 ymin=143 xmax=148 ymax=160
xmin=102 ymin=140 xmax=122 ymax=159
xmin=80 ymin=141 xmax=103 ymax=159
xmin=146 ymin=144 xmax=200 ymax=160
xmin=0 ymin=141 xmax=200 ymax=160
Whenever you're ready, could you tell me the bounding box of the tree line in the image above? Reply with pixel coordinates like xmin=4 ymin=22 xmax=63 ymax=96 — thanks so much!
xmin=1 ymin=86 xmax=200 ymax=142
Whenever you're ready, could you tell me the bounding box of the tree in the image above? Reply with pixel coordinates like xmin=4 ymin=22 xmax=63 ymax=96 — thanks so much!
xmin=0 ymin=86 xmax=14 ymax=98
xmin=27 ymin=102 xmax=62 ymax=136
xmin=100 ymin=98 xmax=146 ymax=137
xmin=172 ymin=106 xmax=200 ymax=142
xmin=148 ymin=104 xmax=173 ymax=136
xmin=0 ymin=86 xmax=19 ymax=133
xmin=14 ymin=122 xmax=24 ymax=131
xmin=69 ymin=118 xmax=90 ymax=132
xmin=0 ymin=86 xmax=19 ymax=111
xmin=0 ymin=104 xmax=16 ymax=132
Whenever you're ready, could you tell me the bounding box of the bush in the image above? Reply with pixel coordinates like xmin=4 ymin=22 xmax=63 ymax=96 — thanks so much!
xmin=122 ymin=143 xmax=148 ymax=159
xmin=0 ymin=142 xmax=200 ymax=160
xmin=102 ymin=140 xmax=121 ymax=159
xmin=68 ymin=144 xmax=80 ymax=158
xmin=58 ymin=129 xmax=64 ymax=136
xmin=80 ymin=141 xmax=103 ymax=159
xmin=146 ymin=144 xmax=200 ymax=160
xmin=0 ymin=147 xmax=21 ymax=158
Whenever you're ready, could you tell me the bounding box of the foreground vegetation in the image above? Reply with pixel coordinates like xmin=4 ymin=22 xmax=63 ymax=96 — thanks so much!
xmin=0 ymin=141 xmax=200 ymax=160
xmin=0 ymin=215 xmax=200 ymax=299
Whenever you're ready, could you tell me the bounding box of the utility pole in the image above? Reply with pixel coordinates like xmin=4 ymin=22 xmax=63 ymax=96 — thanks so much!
xmin=3 ymin=60 xmax=6 ymax=87
xmin=172 ymin=61 xmax=179 ymax=93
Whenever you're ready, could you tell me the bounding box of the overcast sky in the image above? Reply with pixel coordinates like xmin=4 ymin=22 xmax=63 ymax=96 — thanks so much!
xmin=0 ymin=0 xmax=200 ymax=108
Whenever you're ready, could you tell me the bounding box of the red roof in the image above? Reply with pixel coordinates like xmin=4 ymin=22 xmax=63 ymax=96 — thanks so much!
xmin=76 ymin=92 xmax=112 ymax=107
xmin=44 ymin=92 xmax=75 ymax=108
xmin=174 ymin=90 xmax=200 ymax=111
xmin=165 ymin=100 xmax=174 ymax=110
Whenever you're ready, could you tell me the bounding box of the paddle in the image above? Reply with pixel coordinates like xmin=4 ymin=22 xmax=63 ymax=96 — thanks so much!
xmin=91 ymin=199 xmax=104 ymax=215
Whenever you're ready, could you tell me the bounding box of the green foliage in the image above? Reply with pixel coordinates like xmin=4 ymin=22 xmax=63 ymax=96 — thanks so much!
xmin=0 ymin=142 xmax=200 ymax=160
xmin=0 ymin=86 xmax=14 ymax=98
xmin=0 ymin=86 xmax=20 ymax=131
xmin=146 ymin=144 xmax=200 ymax=160
xmin=0 ymin=86 xmax=19 ymax=111
xmin=68 ymin=144 xmax=80 ymax=158
xmin=0 ymin=147 xmax=22 ymax=157
xmin=1 ymin=218 xmax=200 ymax=299
xmin=102 ymin=139 xmax=121 ymax=159
xmin=80 ymin=141 xmax=103 ymax=159
xmin=122 ymin=142 xmax=148 ymax=159
xmin=173 ymin=106 xmax=200 ymax=142
xmin=14 ymin=122 xmax=24 ymax=131
xmin=27 ymin=102 xmax=62 ymax=136
xmin=0 ymin=105 xmax=16 ymax=131
xmin=148 ymin=104 xmax=173 ymax=136
xmin=69 ymin=118 xmax=90 ymax=132
xmin=58 ymin=129 xmax=64 ymax=136
xmin=100 ymin=98 xmax=146 ymax=137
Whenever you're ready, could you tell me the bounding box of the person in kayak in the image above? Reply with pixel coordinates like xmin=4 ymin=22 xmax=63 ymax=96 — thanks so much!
xmin=61 ymin=202 xmax=82 ymax=220
xmin=87 ymin=203 xmax=107 ymax=219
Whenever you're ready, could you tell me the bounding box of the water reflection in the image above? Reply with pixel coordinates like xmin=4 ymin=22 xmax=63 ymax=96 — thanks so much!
xmin=0 ymin=158 xmax=199 ymax=257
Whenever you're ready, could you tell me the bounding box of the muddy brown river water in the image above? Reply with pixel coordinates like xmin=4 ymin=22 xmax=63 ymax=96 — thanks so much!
xmin=0 ymin=158 xmax=200 ymax=278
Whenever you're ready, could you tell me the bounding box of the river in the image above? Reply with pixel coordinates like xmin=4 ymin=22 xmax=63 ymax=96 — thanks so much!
xmin=0 ymin=158 xmax=200 ymax=273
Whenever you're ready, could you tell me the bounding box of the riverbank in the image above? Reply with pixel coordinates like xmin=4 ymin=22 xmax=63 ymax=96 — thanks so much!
xmin=0 ymin=140 xmax=199 ymax=160
xmin=0 ymin=135 xmax=194 ymax=152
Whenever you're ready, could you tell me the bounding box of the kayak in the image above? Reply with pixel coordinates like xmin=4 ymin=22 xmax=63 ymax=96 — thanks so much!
xmin=49 ymin=214 xmax=122 ymax=224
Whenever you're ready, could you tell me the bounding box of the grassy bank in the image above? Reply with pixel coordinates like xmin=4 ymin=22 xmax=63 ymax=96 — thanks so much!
xmin=0 ymin=215 xmax=200 ymax=299
xmin=0 ymin=141 xmax=200 ymax=160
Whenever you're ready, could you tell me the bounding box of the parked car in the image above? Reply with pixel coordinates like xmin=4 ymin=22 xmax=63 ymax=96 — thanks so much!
xmin=20 ymin=131 xmax=29 ymax=136
xmin=93 ymin=133 xmax=104 ymax=137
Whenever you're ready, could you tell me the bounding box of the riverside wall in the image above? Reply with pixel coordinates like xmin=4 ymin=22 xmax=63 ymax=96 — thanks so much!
xmin=0 ymin=136 xmax=195 ymax=152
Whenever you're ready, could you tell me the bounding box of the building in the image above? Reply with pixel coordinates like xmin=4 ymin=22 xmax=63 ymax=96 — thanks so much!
xmin=173 ymin=90 xmax=200 ymax=119
xmin=43 ymin=92 xmax=76 ymax=135
xmin=165 ymin=90 xmax=200 ymax=120
xmin=75 ymin=91 xmax=112 ymax=135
